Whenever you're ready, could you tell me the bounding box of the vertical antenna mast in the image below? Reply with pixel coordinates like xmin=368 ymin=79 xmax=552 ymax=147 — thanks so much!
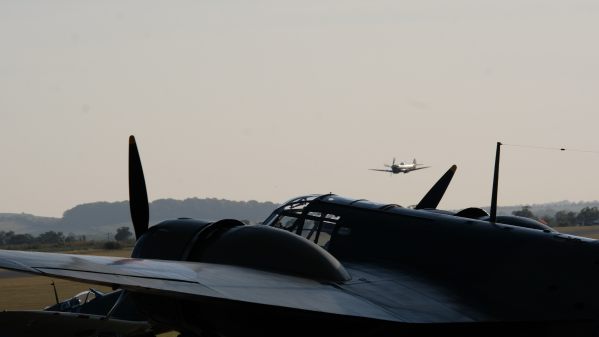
xmin=490 ymin=142 xmax=502 ymax=223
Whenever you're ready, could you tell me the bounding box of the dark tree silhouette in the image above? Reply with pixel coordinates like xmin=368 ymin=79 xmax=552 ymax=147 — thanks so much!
xmin=554 ymin=210 xmax=578 ymax=227
xmin=114 ymin=226 xmax=133 ymax=242
xmin=577 ymin=207 xmax=599 ymax=226
xmin=512 ymin=206 xmax=535 ymax=219
xmin=37 ymin=231 xmax=65 ymax=244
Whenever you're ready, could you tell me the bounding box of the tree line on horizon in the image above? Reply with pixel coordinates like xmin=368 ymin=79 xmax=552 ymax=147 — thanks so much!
xmin=513 ymin=206 xmax=599 ymax=227
xmin=0 ymin=226 xmax=133 ymax=248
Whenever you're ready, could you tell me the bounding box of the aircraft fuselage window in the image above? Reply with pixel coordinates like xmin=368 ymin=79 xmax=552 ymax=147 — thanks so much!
xmin=267 ymin=212 xmax=340 ymax=248
xmin=302 ymin=220 xmax=318 ymax=240
xmin=263 ymin=195 xmax=342 ymax=249
xmin=272 ymin=215 xmax=299 ymax=231
xmin=296 ymin=213 xmax=339 ymax=248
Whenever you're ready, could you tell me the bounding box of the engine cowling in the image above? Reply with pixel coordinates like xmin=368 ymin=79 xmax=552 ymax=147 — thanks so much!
xmin=131 ymin=218 xmax=349 ymax=282
xmin=131 ymin=218 xmax=212 ymax=260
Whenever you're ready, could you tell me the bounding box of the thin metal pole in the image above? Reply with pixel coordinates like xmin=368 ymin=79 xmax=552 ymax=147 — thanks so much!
xmin=490 ymin=142 xmax=502 ymax=223
xmin=51 ymin=280 xmax=59 ymax=304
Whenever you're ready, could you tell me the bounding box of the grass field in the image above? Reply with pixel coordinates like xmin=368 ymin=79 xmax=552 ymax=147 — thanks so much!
xmin=556 ymin=225 xmax=599 ymax=239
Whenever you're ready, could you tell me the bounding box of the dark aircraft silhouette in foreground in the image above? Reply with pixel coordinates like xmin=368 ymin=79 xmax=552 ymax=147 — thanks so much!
xmin=369 ymin=157 xmax=429 ymax=174
xmin=2 ymin=137 xmax=599 ymax=337
xmin=0 ymin=287 xmax=155 ymax=337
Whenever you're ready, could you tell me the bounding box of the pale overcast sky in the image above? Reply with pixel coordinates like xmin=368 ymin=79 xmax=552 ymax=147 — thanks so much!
xmin=1 ymin=1 xmax=598 ymax=217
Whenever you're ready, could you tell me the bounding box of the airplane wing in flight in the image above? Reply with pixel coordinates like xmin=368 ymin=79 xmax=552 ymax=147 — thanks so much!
xmin=369 ymin=169 xmax=393 ymax=173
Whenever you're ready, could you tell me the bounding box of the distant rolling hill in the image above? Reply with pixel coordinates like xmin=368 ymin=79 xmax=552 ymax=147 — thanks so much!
xmin=0 ymin=213 xmax=60 ymax=234
xmin=1 ymin=198 xmax=278 ymax=238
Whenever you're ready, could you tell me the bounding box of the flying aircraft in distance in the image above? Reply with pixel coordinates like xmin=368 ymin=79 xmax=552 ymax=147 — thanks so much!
xmin=3 ymin=137 xmax=599 ymax=336
xmin=369 ymin=157 xmax=429 ymax=174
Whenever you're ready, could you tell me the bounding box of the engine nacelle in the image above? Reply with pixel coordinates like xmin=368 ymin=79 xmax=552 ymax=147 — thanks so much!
xmin=131 ymin=218 xmax=349 ymax=282
xmin=131 ymin=218 xmax=212 ymax=260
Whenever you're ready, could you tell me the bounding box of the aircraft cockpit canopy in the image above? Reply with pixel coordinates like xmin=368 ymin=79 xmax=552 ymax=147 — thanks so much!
xmin=262 ymin=194 xmax=341 ymax=248
xmin=44 ymin=288 xmax=104 ymax=312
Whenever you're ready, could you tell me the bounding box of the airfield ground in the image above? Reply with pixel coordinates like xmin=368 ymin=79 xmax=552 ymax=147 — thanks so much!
xmin=554 ymin=225 xmax=599 ymax=239
xmin=2 ymin=225 xmax=599 ymax=337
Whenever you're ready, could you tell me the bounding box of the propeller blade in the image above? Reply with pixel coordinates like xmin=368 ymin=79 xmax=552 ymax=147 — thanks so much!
xmin=128 ymin=135 xmax=149 ymax=240
xmin=415 ymin=165 xmax=457 ymax=210
xmin=392 ymin=157 xmax=396 ymax=166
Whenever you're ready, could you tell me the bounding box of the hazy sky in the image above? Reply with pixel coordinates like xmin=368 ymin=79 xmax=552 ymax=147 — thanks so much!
xmin=1 ymin=1 xmax=598 ymax=217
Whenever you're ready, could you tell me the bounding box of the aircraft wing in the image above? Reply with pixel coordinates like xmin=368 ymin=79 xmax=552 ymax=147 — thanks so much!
xmin=369 ymin=169 xmax=393 ymax=173
xmin=0 ymin=249 xmax=479 ymax=324
xmin=412 ymin=166 xmax=430 ymax=171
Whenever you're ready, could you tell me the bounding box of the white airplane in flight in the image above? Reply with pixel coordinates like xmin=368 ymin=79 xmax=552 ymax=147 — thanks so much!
xmin=369 ymin=158 xmax=430 ymax=174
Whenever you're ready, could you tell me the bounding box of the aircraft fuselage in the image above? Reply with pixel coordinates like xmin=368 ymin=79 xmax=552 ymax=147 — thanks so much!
xmin=128 ymin=197 xmax=599 ymax=336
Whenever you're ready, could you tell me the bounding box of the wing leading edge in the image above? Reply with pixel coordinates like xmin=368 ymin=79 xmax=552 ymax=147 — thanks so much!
xmin=0 ymin=249 xmax=479 ymax=324
xmin=411 ymin=166 xmax=430 ymax=171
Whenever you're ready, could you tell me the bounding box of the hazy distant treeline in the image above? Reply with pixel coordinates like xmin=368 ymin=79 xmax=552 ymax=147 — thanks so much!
xmin=0 ymin=230 xmax=84 ymax=246
xmin=513 ymin=205 xmax=599 ymax=227
xmin=2 ymin=199 xmax=599 ymax=238
xmin=0 ymin=197 xmax=279 ymax=238
xmin=0 ymin=227 xmax=134 ymax=249
xmin=498 ymin=200 xmax=599 ymax=220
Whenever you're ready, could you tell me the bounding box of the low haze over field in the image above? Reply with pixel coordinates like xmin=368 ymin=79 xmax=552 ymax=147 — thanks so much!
xmin=1 ymin=1 xmax=598 ymax=217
